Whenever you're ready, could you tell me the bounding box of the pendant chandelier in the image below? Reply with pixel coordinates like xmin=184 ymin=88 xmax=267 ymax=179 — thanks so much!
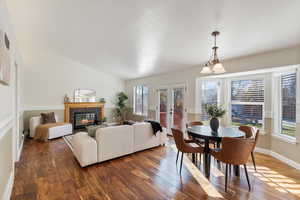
xmin=200 ymin=31 xmax=226 ymax=74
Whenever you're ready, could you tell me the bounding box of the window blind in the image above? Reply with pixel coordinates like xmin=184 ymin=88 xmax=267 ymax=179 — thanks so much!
xmin=134 ymin=85 xmax=148 ymax=116
xmin=281 ymin=73 xmax=296 ymax=136
xmin=231 ymin=79 xmax=264 ymax=102
xmin=231 ymin=79 xmax=264 ymax=128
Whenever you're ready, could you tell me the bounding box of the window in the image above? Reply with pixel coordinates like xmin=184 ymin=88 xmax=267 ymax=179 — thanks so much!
xmin=280 ymin=72 xmax=296 ymax=137
xmin=133 ymin=85 xmax=148 ymax=116
xmin=231 ymin=79 xmax=264 ymax=128
xmin=201 ymin=80 xmax=220 ymax=121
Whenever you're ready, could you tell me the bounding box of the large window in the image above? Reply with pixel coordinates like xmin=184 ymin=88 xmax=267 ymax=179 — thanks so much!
xmin=231 ymin=79 xmax=264 ymax=128
xmin=133 ymin=85 xmax=148 ymax=116
xmin=201 ymin=80 xmax=220 ymax=121
xmin=280 ymin=72 xmax=297 ymax=137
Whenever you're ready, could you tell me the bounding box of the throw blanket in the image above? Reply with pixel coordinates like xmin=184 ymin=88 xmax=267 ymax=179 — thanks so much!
xmin=145 ymin=120 xmax=162 ymax=135
xmin=34 ymin=122 xmax=69 ymax=142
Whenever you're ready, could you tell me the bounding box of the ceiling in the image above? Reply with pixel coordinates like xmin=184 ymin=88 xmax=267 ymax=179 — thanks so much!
xmin=7 ymin=0 xmax=300 ymax=79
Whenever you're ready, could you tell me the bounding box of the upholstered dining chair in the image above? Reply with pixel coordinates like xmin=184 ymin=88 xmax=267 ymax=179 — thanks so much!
xmin=210 ymin=137 xmax=254 ymax=192
xmin=239 ymin=126 xmax=260 ymax=171
xmin=172 ymin=128 xmax=204 ymax=174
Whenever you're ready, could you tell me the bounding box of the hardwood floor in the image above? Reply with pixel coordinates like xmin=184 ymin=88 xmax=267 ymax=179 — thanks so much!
xmin=11 ymin=138 xmax=300 ymax=200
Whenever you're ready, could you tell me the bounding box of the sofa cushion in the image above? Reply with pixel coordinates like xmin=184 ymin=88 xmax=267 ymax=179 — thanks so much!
xmin=41 ymin=112 xmax=56 ymax=124
xmin=132 ymin=122 xmax=161 ymax=152
xmin=86 ymin=124 xmax=106 ymax=137
xmin=96 ymin=125 xmax=134 ymax=162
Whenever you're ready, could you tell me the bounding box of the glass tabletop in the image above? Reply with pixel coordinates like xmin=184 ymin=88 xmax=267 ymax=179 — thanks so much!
xmin=187 ymin=125 xmax=245 ymax=139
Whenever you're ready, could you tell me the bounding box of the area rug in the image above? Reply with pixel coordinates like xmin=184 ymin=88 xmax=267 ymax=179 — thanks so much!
xmin=63 ymin=134 xmax=74 ymax=152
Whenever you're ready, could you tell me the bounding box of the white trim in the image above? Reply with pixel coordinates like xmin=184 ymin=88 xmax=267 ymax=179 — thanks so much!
xmin=2 ymin=171 xmax=14 ymax=200
xmin=17 ymin=135 xmax=24 ymax=161
xmin=0 ymin=115 xmax=13 ymax=140
xmin=23 ymin=105 xmax=115 ymax=111
xmin=272 ymin=134 xmax=297 ymax=144
xmin=23 ymin=105 xmax=64 ymax=110
xmin=255 ymin=147 xmax=300 ymax=171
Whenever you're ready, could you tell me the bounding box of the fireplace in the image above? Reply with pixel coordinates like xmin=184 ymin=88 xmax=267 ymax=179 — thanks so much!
xmin=73 ymin=111 xmax=97 ymax=129
xmin=64 ymin=102 xmax=105 ymax=130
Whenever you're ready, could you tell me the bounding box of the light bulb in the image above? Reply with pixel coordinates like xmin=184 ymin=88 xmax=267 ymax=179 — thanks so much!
xmin=212 ymin=63 xmax=225 ymax=74
xmin=200 ymin=66 xmax=212 ymax=74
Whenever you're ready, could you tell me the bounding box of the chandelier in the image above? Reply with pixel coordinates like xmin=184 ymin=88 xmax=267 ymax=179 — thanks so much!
xmin=200 ymin=31 xmax=226 ymax=74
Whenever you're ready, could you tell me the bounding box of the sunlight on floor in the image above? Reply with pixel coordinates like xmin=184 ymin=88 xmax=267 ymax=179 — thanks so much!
xmin=170 ymin=145 xmax=224 ymax=199
xmin=248 ymin=166 xmax=300 ymax=197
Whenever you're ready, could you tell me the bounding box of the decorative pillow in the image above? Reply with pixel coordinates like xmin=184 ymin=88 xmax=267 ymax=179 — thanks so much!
xmin=40 ymin=112 xmax=56 ymax=124
xmin=86 ymin=125 xmax=106 ymax=137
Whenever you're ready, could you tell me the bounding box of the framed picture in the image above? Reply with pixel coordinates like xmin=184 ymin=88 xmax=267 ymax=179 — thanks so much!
xmin=0 ymin=30 xmax=11 ymax=85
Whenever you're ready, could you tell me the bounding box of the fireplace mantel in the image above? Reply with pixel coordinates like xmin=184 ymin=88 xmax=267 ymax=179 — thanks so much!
xmin=64 ymin=102 xmax=105 ymax=123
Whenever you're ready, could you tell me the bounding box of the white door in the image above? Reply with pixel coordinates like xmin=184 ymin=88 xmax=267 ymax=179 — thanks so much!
xmin=157 ymin=86 xmax=186 ymax=133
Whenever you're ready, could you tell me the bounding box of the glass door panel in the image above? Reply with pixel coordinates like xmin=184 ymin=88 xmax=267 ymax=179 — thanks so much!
xmin=158 ymin=89 xmax=168 ymax=128
xmin=172 ymin=88 xmax=184 ymax=130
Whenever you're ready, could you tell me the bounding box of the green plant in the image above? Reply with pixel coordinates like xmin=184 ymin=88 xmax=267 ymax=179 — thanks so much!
xmin=102 ymin=117 xmax=107 ymax=123
xmin=205 ymin=104 xmax=226 ymax=118
xmin=113 ymin=92 xmax=128 ymax=122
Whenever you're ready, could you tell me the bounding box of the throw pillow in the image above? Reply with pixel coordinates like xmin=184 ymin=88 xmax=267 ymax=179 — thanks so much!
xmin=86 ymin=125 xmax=105 ymax=137
xmin=40 ymin=112 xmax=56 ymax=124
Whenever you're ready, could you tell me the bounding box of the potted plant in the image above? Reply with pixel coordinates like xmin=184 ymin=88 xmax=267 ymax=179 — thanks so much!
xmin=113 ymin=92 xmax=128 ymax=124
xmin=205 ymin=104 xmax=226 ymax=132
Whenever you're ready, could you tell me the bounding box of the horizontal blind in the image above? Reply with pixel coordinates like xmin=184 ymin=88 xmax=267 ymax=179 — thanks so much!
xmin=231 ymin=80 xmax=264 ymax=102
xmin=281 ymin=73 xmax=296 ymax=136
xmin=231 ymin=79 xmax=264 ymax=128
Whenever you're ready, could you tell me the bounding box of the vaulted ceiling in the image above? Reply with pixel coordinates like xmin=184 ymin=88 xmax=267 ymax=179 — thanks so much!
xmin=7 ymin=0 xmax=300 ymax=79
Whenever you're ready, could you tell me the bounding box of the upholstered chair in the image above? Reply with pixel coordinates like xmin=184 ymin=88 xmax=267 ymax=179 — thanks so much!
xmin=239 ymin=126 xmax=260 ymax=171
xmin=210 ymin=137 xmax=254 ymax=192
xmin=172 ymin=128 xmax=204 ymax=174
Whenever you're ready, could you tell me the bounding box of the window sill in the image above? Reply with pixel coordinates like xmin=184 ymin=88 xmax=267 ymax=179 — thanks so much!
xmin=133 ymin=113 xmax=148 ymax=117
xmin=272 ymin=134 xmax=298 ymax=144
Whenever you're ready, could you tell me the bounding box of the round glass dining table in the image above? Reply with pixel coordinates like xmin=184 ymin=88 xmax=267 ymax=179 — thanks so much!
xmin=187 ymin=126 xmax=245 ymax=178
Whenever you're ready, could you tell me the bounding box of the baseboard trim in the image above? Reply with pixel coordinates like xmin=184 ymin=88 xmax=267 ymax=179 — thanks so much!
xmin=255 ymin=147 xmax=300 ymax=171
xmin=17 ymin=136 xmax=24 ymax=162
xmin=2 ymin=171 xmax=14 ymax=200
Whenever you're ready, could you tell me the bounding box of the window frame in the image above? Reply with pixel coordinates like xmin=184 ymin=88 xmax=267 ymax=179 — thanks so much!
xmin=133 ymin=85 xmax=148 ymax=116
xmin=276 ymin=70 xmax=297 ymax=140
xmin=229 ymin=75 xmax=266 ymax=130
xmin=199 ymin=79 xmax=221 ymax=122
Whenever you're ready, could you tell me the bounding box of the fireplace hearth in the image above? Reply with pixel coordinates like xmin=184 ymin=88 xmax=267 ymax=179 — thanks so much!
xmin=64 ymin=102 xmax=105 ymax=130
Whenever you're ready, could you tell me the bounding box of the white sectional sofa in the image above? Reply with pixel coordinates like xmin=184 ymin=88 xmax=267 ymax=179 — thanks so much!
xmin=72 ymin=122 xmax=167 ymax=167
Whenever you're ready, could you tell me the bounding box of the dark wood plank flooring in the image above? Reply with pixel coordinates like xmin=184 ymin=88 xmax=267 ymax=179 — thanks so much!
xmin=11 ymin=138 xmax=300 ymax=200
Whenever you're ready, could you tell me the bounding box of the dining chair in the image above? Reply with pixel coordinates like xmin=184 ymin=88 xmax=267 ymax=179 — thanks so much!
xmin=186 ymin=121 xmax=204 ymax=162
xmin=210 ymin=137 xmax=254 ymax=192
xmin=172 ymin=128 xmax=204 ymax=174
xmin=239 ymin=126 xmax=260 ymax=171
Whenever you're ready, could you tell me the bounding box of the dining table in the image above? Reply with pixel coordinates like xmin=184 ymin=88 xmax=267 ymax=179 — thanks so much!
xmin=187 ymin=125 xmax=245 ymax=178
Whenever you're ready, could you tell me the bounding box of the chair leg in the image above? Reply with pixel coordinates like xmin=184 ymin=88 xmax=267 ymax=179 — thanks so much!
xmin=180 ymin=153 xmax=184 ymax=174
xmin=244 ymin=164 xmax=251 ymax=191
xmin=251 ymin=152 xmax=256 ymax=171
xmin=225 ymin=164 xmax=228 ymax=192
xmin=176 ymin=150 xmax=179 ymax=164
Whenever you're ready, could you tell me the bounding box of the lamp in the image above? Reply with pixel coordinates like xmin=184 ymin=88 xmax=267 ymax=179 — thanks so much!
xmin=200 ymin=31 xmax=226 ymax=74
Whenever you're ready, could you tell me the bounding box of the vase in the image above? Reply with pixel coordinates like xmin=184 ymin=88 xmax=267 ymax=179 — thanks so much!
xmin=210 ymin=117 xmax=219 ymax=132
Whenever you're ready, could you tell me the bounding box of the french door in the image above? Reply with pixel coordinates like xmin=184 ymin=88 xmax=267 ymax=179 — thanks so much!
xmin=157 ymin=85 xmax=186 ymax=134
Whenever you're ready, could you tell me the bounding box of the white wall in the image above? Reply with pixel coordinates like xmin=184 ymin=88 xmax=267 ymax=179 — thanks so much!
xmin=21 ymin=51 xmax=125 ymax=110
xmin=126 ymin=45 xmax=300 ymax=112
xmin=0 ymin=0 xmax=21 ymax=199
